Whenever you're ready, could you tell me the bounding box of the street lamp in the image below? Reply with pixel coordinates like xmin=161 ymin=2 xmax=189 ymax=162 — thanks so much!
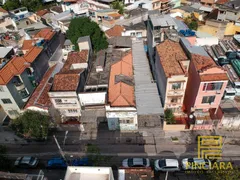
xmin=63 ymin=130 xmax=68 ymax=146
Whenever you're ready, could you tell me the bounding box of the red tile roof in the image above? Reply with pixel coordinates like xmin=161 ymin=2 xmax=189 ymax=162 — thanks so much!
xmin=0 ymin=57 xmax=30 ymax=85
xmin=34 ymin=28 xmax=56 ymax=41
xmin=52 ymin=73 xmax=80 ymax=91
xmin=108 ymin=52 xmax=135 ymax=107
xmin=25 ymin=65 xmax=57 ymax=110
xmin=36 ymin=9 xmax=49 ymax=17
xmin=156 ymin=39 xmax=188 ymax=77
xmin=51 ymin=50 xmax=89 ymax=91
xmin=24 ymin=46 xmax=42 ymax=63
xmin=191 ymin=54 xmax=217 ymax=72
xmin=105 ymin=25 xmax=125 ymax=38
xmin=22 ymin=40 xmax=35 ymax=51
xmin=0 ymin=7 xmax=7 ymax=13
xmin=200 ymin=73 xmax=229 ymax=81
xmin=216 ymin=0 xmax=230 ymax=4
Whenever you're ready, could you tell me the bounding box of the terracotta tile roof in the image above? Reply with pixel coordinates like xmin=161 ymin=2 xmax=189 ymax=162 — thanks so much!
xmin=156 ymin=39 xmax=188 ymax=77
xmin=51 ymin=50 xmax=88 ymax=91
xmin=108 ymin=13 xmax=121 ymax=18
xmin=200 ymin=73 xmax=229 ymax=81
xmin=23 ymin=46 xmax=42 ymax=63
xmin=25 ymin=65 xmax=56 ymax=110
xmin=34 ymin=28 xmax=56 ymax=41
xmin=36 ymin=9 xmax=49 ymax=17
xmin=0 ymin=57 xmax=30 ymax=85
xmin=216 ymin=0 xmax=230 ymax=4
xmin=22 ymin=40 xmax=35 ymax=51
xmin=52 ymin=73 xmax=80 ymax=91
xmin=200 ymin=0 xmax=215 ymax=3
xmin=61 ymin=50 xmax=89 ymax=73
xmin=0 ymin=7 xmax=7 ymax=13
xmin=50 ymin=6 xmax=63 ymax=13
xmin=191 ymin=54 xmax=217 ymax=72
xmin=108 ymin=52 xmax=135 ymax=107
xmin=105 ymin=25 xmax=125 ymax=38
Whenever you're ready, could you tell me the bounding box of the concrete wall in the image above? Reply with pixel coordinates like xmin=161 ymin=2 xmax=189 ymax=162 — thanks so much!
xmin=155 ymin=51 xmax=167 ymax=105
xmin=78 ymin=92 xmax=106 ymax=106
xmin=217 ymin=10 xmax=240 ymax=22
xmin=163 ymin=121 xmax=186 ymax=131
xmin=0 ymin=85 xmax=20 ymax=119
xmin=122 ymin=29 xmax=147 ymax=38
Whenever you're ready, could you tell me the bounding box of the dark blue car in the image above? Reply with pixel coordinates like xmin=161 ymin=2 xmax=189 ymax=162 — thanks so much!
xmin=71 ymin=157 xmax=90 ymax=166
xmin=47 ymin=158 xmax=67 ymax=169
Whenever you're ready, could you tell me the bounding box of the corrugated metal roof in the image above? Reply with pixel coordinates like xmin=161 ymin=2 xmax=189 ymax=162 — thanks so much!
xmin=132 ymin=40 xmax=164 ymax=115
xmin=150 ymin=14 xmax=176 ymax=27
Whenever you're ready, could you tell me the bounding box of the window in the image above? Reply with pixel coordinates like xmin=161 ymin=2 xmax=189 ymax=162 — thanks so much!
xmin=55 ymin=99 xmax=62 ymax=104
xmin=19 ymin=89 xmax=29 ymax=99
xmin=8 ymin=110 xmax=18 ymax=116
xmin=130 ymin=32 xmax=135 ymax=36
xmin=119 ymin=119 xmax=133 ymax=124
xmin=202 ymin=96 xmax=215 ymax=104
xmin=136 ymin=32 xmax=142 ymax=37
xmin=203 ymin=82 xmax=223 ymax=91
xmin=2 ymin=99 xmax=12 ymax=104
xmin=68 ymin=109 xmax=78 ymax=113
xmin=170 ymin=98 xmax=178 ymax=103
xmin=172 ymin=82 xmax=181 ymax=90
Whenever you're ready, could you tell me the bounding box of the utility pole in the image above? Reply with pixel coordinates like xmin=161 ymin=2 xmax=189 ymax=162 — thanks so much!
xmin=165 ymin=171 xmax=168 ymax=180
xmin=53 ymin=135 xmax=68 ymax=164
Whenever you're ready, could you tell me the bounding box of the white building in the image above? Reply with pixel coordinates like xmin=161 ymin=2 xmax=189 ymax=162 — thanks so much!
xmin=64 ymin=166 xmax=114 ymax=180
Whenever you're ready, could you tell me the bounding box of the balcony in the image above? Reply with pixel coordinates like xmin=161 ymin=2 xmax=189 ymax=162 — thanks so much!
xmin=15 ymin=82 xmax=25 ymax=91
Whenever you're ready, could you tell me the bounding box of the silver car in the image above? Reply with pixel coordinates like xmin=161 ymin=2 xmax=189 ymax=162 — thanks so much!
xmin=122 ymin=158 xmax=150 ymax=168
xmin=14 ymin=156 xmax=39 ymax=168
xmin=181 ymin=158 xmax=211 ymax=170
xmin=154 ymin=159 xmax=180 ymax=171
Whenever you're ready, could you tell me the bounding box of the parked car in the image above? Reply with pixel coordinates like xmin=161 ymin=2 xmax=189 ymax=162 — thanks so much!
xmin=14 ymin=156 xmax=38 ymax=168
xmin=47 ymin=158 xmax=67 ymax=169
xmin=154 ymin=159 xmax=180 ymax=171
xmin=71 ymin=157 xmax=91 ymax=166
xmin=122 ymin=158 xmax=150 ymax=168
xmin=181 ymin=158 xmax=211 ymax=170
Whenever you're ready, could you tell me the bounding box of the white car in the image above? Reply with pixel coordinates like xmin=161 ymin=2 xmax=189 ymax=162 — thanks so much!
xmin=154 ymin=159 xmax=180 ymax=171
xmin=14 ymin=156 xmax=39 ymax=168
xmin=122 ymin=158 xmax=150 ymax=168
xmin=181 ymin=158 xmax=211 ymax=170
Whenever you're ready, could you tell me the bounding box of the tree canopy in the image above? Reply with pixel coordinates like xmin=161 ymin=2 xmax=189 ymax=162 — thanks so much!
xmin=165 ymin=109 xmax=176 ymax=124
xmin=184 ymin=16 xmax=198 ymax=30
xmin=11 ymin=110 xmax=50 ymax=140
xmin=66 ymin=17 xmax=108 ymax=52
xmin=3 ymin=0 xmax=21 ymax=11
xmin=111 ymin=0 xmax=124 ymax=14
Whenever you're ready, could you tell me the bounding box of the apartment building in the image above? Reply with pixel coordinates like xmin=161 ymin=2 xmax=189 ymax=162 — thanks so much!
xmin=0 ymin=7 xmax=17 ymax=31
xmin=0 ymin=28 xmax=60 ymax=119
xmin=217 ymin=0 xmax=240 ymax=23
xmin=48 ymin=37 xmax=91 ymax=123
xmin=184 ymin=54 xmax=228 ymax=129
xmin=152 ymin=0 xmax=171 ymax=13
xmin=155 ymin=39 xmax=189 ymax=114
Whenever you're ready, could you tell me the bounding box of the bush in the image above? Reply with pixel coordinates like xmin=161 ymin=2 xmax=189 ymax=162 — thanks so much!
xmin=165 ymin=109 xmax=176 ymax=124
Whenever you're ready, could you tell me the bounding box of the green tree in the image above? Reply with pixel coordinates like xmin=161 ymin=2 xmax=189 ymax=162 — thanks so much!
xmin=0 ymin=145 xmax=12 ymax=171
xmin=3 ymin=0 xmax=21 ymax=11
xmin=66 ymin=17 xmax=108 ymax=52
xmin=111 ymin=0 xmax=124 ymax=14
xmin=207 ymin=168 xmax=240 ymax=180
xmin=165 ymin=109 xmax=176 ymax=124
xmin=21 ymin=0 xmax=43 ymax=12
xmin=184 ymin=16 xmax=198 ymax=30
xmin=11 ymin=110 xmax=50 ymax=140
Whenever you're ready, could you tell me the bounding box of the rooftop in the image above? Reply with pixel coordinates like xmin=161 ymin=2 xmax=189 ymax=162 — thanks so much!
xmin=0 ymin=56 xmax=29 ymax=85
xmin=24 ymin=46 xmax=42 ymax=63
xmin=219 ymin=0 xmax=240 ymax=11
xmin=21 ymin=40 xmax=35 ymax=51
xmin=34 ymin=28 xmax=56 ymax=41
xmin=25 ymin=65 xmax=57 ymax=110
xmin=108 ymin=52 xmax=135 ymax=107
xmin=36 ymin=9 xmax=50 ymax=17
xmin=132 ymin=40 xmax=163 ymax=115
xmin=118 ymin=168 xmax=152 ymax=180
xmin=108 ymin=36 xmax=132 ymax=48
xmin=191 ymin=54 xmax=217 ymax=72
xmin=156 ymin=39 xmax=188 ymax=77
xmin=64 ymin=166 xmax=113 ymax=180
xmin=105 ymin=25 xmax=125 ymax=38
xmin=0 ymin=47 xmax=13 ymax=58
xmin=64 ymin=39 xmax=73 ymax=46
xmin=149 ymin=14 xmax=176 ymax=27
xmin=124 ymin=22 xmax=146 ymax=31
xmin=77 ymin=36 xmax=91 ymax=43
xmin=52 ymin=73 xmax=81 ymax=91
xmin=125 ymin=7 xmax=148 ymax=17
xmin=50 ymin=6 xmax=63 ymax=14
